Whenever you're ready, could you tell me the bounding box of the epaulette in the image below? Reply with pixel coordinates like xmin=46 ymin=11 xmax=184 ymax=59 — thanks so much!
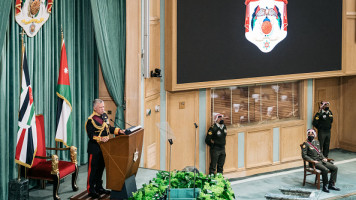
xmin=302 ymin=143 xmax=307 ymax=149
xmin=86 ymin=111 xmax=109 ymax=137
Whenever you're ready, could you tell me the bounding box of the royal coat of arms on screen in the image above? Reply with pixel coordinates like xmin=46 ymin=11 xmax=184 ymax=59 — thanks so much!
xmin=245 ymin=0 xmax=288 ymax=53
xmin=15 ymin=0 xmax=53 ymax=37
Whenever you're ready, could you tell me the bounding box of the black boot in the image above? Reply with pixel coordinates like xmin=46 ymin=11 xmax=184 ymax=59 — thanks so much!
xmin=95 ymin=181 xmax=111 ymax=195
xmin=322 ymin=184 xmax=330 ymax=193
xmin=88 ymin=191 xmax=100 ymax=198
xmin=328 ymin=183 xmax=341 ymax=191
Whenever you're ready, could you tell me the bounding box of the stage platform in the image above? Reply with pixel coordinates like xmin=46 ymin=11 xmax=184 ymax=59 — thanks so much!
xmin=70 ymin=190 xmax=110 ymax=200
xmin=28 ymin=149 xmax=356 ymax=199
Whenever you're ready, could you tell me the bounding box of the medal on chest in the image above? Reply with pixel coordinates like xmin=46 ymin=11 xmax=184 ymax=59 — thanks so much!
xmin=217 ymin=131 xmax=221 ymax=136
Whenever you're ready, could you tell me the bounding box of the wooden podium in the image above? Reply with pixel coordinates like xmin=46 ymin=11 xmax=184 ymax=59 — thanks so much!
xmin=99 ymin=129 xmax=144 ymax=191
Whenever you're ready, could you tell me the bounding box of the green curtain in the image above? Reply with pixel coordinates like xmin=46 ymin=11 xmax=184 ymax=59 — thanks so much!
xmin=0 ymin=0 xmax=11 ymax=56
xmin=90 ymin=0 xmax=126 ymax=128
xmin=0 ymin=0 xmax=98 ymax=199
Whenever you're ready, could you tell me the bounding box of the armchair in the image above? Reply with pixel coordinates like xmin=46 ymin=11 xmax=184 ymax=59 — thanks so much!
xmin=300 ymin=144 xmax=332 ymax=189
xmin=25 ymin=115 xmax=78 ymax=200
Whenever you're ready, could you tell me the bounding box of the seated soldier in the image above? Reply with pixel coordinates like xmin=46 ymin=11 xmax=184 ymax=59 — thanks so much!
xmin=302 ymin=129 xmax=340 ymax=193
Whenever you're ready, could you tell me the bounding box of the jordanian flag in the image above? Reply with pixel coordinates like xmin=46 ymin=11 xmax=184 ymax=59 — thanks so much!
xmin=15 ymin=49 xmax=38 ymax=168
xmin=55 ymin=40 xmax=72 ymax=147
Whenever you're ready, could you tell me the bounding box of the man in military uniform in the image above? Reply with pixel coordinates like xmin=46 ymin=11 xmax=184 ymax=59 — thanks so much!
xmin=312 ymin=101 xmax=333 ymax=157
xmin=302 ymin=129 xmax=340 ymax=193
xmin=85 ymin=99 xmax=124 ymax=198
xmin=205 ymin=113 xmax=227 ymax=175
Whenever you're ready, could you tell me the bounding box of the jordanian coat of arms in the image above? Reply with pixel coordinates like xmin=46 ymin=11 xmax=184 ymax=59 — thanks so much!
xmin=245 ymin=0 xmax=288 ymax=53
xmin=15 ymin=0 xmax=53 ymax=37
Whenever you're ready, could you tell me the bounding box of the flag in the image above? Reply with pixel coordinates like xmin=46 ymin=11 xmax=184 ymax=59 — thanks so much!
xmin=15 ymin=49 xmax=38 ymax=168
xmin=55 ymin=40 xmax=72 ymax=147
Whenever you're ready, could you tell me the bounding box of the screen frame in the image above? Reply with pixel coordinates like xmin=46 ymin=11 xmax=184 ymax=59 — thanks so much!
xmin=165 ymin=0 xmax=349 ymax=92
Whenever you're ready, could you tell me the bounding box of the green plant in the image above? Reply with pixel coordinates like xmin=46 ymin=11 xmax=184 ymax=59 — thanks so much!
xmin=130 ymin=171 xmax=235 ymax=200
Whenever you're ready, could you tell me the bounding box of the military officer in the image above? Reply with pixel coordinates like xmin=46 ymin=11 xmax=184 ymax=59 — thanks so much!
xmin=302 ymin=129 xmax=340 ymax=193
xmin=85 ymin=99 xmax=124 ymax=198
xmin=205 ymin=113 xmax=227 ymax=175
xmin=312 ymin=101 xmax=333 ymax=157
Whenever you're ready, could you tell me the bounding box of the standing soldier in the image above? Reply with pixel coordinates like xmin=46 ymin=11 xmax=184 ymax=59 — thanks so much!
xmin=312 ymin=101 xmax=333 ymax=158
xmin=205 ymin=113 xmax=227 ymax=175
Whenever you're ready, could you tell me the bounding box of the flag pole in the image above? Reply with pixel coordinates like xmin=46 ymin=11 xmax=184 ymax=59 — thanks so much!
xmin=55 ymin=25 xmax=64 ymax=155
xmin=17 ymin=28 xmax=26 ymax=182
xmin=61 ymin=25 xmax=63 ymax=45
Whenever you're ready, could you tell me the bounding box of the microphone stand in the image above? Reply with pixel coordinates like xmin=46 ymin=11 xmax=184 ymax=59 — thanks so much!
xmin=167 ymin=138 xmax=173 ymax=200
xmin=193 ymin=123 xmax=198 ymax=198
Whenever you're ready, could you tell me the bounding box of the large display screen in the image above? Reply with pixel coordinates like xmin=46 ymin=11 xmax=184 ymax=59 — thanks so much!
xmin=177 ymin=0 xmax=342 ymax=84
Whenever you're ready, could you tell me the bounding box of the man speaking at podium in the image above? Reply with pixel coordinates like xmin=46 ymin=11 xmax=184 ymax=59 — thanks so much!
xmin=85 ymin=99 xmax=125 ymax=198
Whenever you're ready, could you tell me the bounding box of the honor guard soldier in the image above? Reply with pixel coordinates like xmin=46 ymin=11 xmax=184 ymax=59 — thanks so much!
xmin=205 ymin=113 xmax=227 ymax=175
xmin=85 ymin=99 xmax=124 ymax=198
xmin=302 ymin=129 xmax=340 ymax=193
xmin=312 ymin=101 xmax=333 ymax=157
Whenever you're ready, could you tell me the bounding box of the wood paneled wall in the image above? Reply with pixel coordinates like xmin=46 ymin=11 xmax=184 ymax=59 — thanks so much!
xmin=98 ymin=65 xmax=117 ymax=127
xmin=167 ymin=91 xmax=199 ymax=170
xmin=144 ymin=95 xmax=160 ymax=169
xmin=126 ymin=0 xmax=141 ymax=127
xmin=344 ymin=0 xmax=356 ymax=74
xmin=143 ymin=0 xmax=161 ymax=169
xmin=246 ymin=129 xmax=273 ymax=168
xmin=222 ymin=120 xmax=305 ymax=178
xmin=224 ymin=133 xmax=238 ymax=173
xmin=280 ymin=124 xmax=305 ymax=162
xmin=340 ymin=76 xmax=356 ymax=152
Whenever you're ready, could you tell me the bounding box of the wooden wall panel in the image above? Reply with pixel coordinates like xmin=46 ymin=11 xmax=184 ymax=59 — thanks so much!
xmin=314 ymin=78 xmax=340 ymax=149
xmin=145 ymin=0 xmax=161 ymax=98
xmin=167 ymin=91 xmax=199 ymax=170
xmin=98 ymin=65 xmax=117 ymax=127
xmin=340 ymin=76 xmax=356 ymax=151
xmin=246 ymin=129 xmax=273 ymax=168
xmin=224 ymin=133 xmax=238 ymax=172
xmin=143 ymin=0 xmax=161 ymax=170
xmin=345 ymin=0 xmax=356 ymax=13
xmin=144 ymin=96 xmax=160 ymax=169
xmin=280 ymin=124 xmax=305 ymax=162
xmin=125 ymin=0 xmax=141 ymax=127
xmin=344 ymin=0 xmax=356 ymax=74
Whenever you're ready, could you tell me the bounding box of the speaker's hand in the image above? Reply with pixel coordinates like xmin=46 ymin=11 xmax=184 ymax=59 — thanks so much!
xmin=101 ymin=136 xmax=109 ymax=142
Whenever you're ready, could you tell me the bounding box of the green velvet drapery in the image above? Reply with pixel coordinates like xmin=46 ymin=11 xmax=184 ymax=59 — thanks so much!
xmin=90 ymin=0 xmax=126 ymax=128
xmin=0 ymin=0 xmax=12 ymax=55
xmin=0 ymin=0 xmax=98 ymax=199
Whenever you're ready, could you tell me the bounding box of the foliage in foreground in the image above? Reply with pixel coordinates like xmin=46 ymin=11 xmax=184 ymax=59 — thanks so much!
xmin=130 ymin=171 xmax=235 ymax=200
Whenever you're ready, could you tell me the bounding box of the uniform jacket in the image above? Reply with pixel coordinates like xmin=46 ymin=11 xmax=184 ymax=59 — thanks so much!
xmin=312 ymin=110 xmax=333 ymax=131
xmin=205 ymin=123 xmax=227 ymax=148
xmin=301 ymin=140 xmax=326 ymax=162
xmin=85 ymin=112 xmax=120 ymax=154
